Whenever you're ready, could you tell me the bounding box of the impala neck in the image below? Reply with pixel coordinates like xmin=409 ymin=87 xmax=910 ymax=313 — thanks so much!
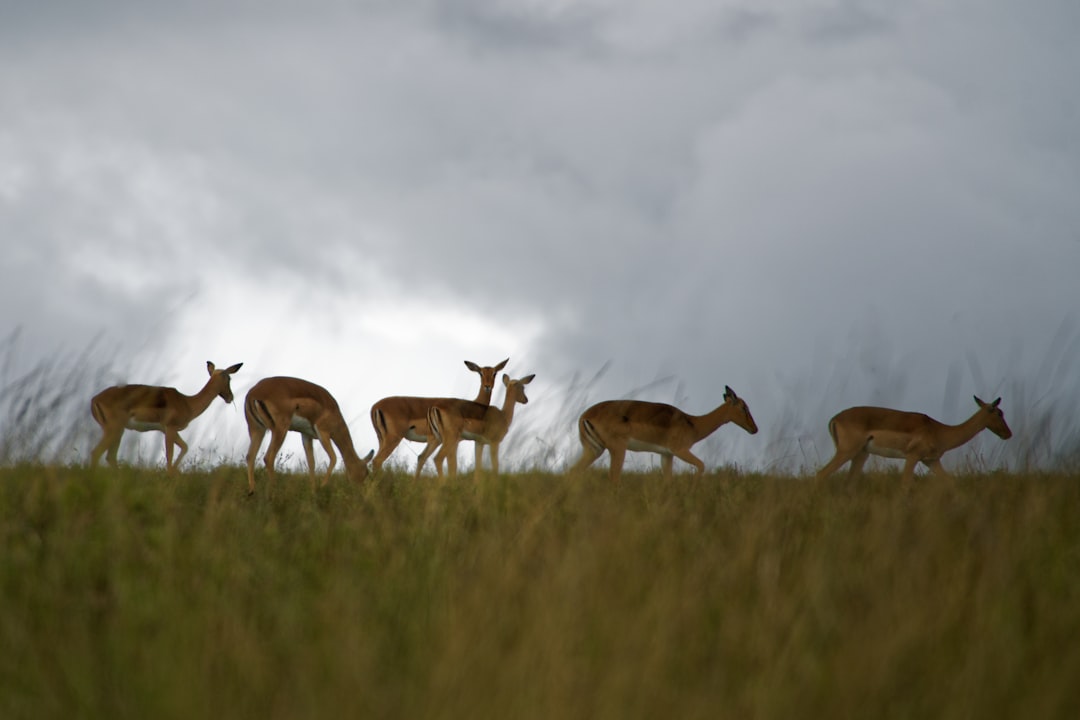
xmin=938 ymin=409 xmax=993 ymax=452
xmin=332 ymin=423 xmax=362 ymax=465
xmin=187 ymin=377 xmax=224 ymax=420
xmin=490 ymin=387 xmax=519 ymax=434
xmin=690 ymin=404 xmax=739 ymax=443
xmin=473 ymin=384 xmax=495 ymax=405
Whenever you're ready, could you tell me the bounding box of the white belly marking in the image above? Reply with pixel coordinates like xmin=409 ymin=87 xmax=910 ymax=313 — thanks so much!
xmin=289 ymin=416 xmax=319 ymax=438
xmin=866 ymin=441 xmax=907 ymax=459
xmin=404 ymin=428 xmax=429 ymax=443
xmin=126 ymin=420 xmax=165 ymax=433
xmin=627 ymin=440 xmax=673 ymax=455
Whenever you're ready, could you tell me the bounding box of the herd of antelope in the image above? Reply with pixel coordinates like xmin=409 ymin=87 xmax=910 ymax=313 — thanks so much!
xmin=89 ymin=358 xmax=1013 ymax=493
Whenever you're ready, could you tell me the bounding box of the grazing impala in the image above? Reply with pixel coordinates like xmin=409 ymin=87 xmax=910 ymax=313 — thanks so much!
xmin=816 ymin=396 xmax=1012 ymax=481
xmin=572 ymin=385 xmax=758 ymax=482
xmin=90 ymin=361 xmax=243 ymax=473
xmin=427 ymin=373 xmax=535 ymax=479
xmin=370 ymin=358 xmax=508 ymax=477
xmin=244 ymin=376 xmax=374 ymax=495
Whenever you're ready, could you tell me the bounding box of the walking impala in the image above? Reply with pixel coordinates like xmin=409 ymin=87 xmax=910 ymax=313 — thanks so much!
xmin=426 ymin=373 xmax=535 ymax=479
xmin=571 ymin=385 xmax=758 ymax=482
xmin=244 ymin=376 xmax=374 ymax=495
xmin=816 ymin=396 xmax=1012 ymax=481
xmin=370 ymin=358 xmax=508 ymax=477
xmin=90 ymin=361 xmax=243 ymax=473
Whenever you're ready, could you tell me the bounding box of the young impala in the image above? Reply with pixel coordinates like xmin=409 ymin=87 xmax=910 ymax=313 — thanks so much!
xmin=244 ymin=376 xmax=374 ymax=495
xmin=370 ymin=358 xmax=508 ymax=477
xmin=816 ymin=396 xmax=1012 ymax=481
xmin=426 ymin=373 xmax=535 ymax=480
xmin=571 ymin=385 xmax=758 ymax=482
xmin=90 ymin=361 xmax=243 ymax=473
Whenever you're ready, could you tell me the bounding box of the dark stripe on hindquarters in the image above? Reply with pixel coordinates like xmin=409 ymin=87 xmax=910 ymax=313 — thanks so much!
xmin=372 ymin=408 xmax=386 ymax=443
xmin=91 ymin=400 xmax=106 ymax=426
xmin=428 ymin=407 xmax=445 ymax=441
xmin=581 ymin=418 xmax=605 ymax=452
xmin=248 ymin=397 xmax=274 ymax=429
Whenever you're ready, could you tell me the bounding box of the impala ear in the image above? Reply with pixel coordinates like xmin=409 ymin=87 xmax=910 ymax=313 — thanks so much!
xmin=207 ymin=361 xmax=216 ymax=375
xmin=464 ymin=360 xmax=480 ymax=373
xmin=363 ymin=449 xmax=375 ymax=463
xmin=503 ymin=374 xmax=511 ymax=386
xmin=494 ymin=358 xmax=509 ymax=371
xmin=992 ymin=397 xmax=1001 ymax=408
xmin=974 ymin=395 xmax=986 ymax=408
xmin=225 ymin=363 xmax=243 ymax=375
xmin=724 ymin=385 xmax=736 ymax=400
xmin=521 ymin=374 xmax=535 ymax=385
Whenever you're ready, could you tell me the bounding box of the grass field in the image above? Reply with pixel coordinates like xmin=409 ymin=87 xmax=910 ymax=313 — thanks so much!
xmin=2 ymin=464 xmax=1079 ymax=719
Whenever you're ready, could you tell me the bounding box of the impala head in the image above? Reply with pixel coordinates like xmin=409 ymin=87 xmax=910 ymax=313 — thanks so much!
xmin=974 ymin=395 xmax=1012 ymax=439
xmin=466 ymin=358 xmax=509 ymax=394
xmin=723 ymin=385 xmax=758 ymax=435
xmin=344 ymin=449 xmax=376 ymax=483
xmin=503 ymin=373 xmax=535 ymax=405
xmin=207 ymin=361 xmax=244 ymax=403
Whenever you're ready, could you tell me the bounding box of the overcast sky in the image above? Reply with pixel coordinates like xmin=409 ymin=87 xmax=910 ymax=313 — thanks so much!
xmin=2 ymin=0 xmax=1078 ymax=473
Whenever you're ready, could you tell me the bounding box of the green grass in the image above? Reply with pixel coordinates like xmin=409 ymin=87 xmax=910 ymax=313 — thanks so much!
xmin=2 ymin=465 xmax=1079 ymax=719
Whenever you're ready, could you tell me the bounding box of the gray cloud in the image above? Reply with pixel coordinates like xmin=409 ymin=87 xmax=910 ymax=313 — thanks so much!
xmin=2 ymin=0 xmax=1078 ymax=471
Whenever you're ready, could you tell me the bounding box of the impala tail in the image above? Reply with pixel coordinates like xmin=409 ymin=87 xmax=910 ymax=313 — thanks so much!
xmin=371 ymin=407 xmax=387 ymax=444
xmin=246 ymin=394 xmax=275 ymax=431
xmin=90 ymin=398 xmax=108 ymax=427
xmin=428 ymin=406 xmax=446 ymax=442
xmin=579 ymin=417 xmax=606 ymax=455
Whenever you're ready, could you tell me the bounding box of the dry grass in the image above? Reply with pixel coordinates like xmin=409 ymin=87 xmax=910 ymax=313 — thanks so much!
xmin=2 ymin=464 xmax=1078 ymax=719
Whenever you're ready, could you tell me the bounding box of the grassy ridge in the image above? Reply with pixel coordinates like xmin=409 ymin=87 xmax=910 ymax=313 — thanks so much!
xmin=2 ymin=466 xmax=1079 ymax=719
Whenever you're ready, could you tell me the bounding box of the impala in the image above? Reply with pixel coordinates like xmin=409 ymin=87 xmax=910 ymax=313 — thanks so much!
xmin=244 ymin=376 xmax=375 ymax=495
xmin=370 ymin=358 xmax=508 ymax=477
xmin=90 ymin=361 xmax=243 ymax=473
xmin=571 ymin=385 xmax=758 ymax=482
xmin=426 ymin=373 xmax=535 ymax=479
xmin=815 ymin=396 xmax=1012 ymax=481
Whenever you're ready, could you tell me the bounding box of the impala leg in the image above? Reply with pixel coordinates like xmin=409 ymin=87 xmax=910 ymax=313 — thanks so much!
xmin=488 ymin=442 xmax=500 ymax=479
xmin=172 ymin=432 xmax=189 ymax=472
xmin=571 ymin=446 xmax=603 ymax=472
xmin=372 ymin=435 xmax=402 ymax=475
xmin=444 ymin=439 xmax=460 ymax=478
xmin=901 ymin=456 xmax=919 ymax=483
xmin=571 ymin=439 xmax=604 ymax=473
xmin=317 ymin=434 xmax=337 ymax=486
xmin=91 ymin=427 xmax=123 ymax=468
xmin=162 ymin=431 xmax=179 ymax=474
xmin=672 ymin=448 xmax=705 ymax=478
xmin=607 ymin=444 xmax=627 ymax=483
xmin=474 ymin=441 xmax=485 ymax=476
xmin=106 ymin=435 xmax=123 ymax=467
xmin=415 ymin=437 xmax=441 ymax=479
xmin=301 ymin=435 xmax=317 ymax=490
xmin=246 ymin=425 xmax=267 ymax=495
xmin=816 ymin=448 xmax=859 ymax=479
xmin=433 ymin=437 xmax=456 ymax=479
xmin=848 ymin=450 xmax=870 ymax=479
xmin=660 ymin=454 xmax=673 ymax=481
xmin=924 ymin=459 xmax=950 ymax=477
xmin=432 ymin=446 xmax=446 ymax=479
xmin=263 ymin=428 xmax=288 ymax=484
